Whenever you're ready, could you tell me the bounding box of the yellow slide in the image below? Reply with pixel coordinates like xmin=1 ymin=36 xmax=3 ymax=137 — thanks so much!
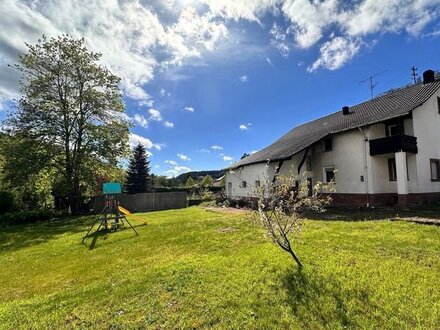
xmin=118 ymin=206 xmax=148 ymax=225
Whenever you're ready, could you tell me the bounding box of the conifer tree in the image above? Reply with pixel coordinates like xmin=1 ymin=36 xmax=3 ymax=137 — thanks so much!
xmin=125 ymin=143 xmax=151 ymax=194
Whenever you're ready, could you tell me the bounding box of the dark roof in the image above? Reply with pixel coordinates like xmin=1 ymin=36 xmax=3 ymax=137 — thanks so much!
xmin=230 ymin=80 xmax=440 ymax=169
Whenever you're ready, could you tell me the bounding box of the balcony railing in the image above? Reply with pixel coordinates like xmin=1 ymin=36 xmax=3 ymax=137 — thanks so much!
xmin=369 ymin=135 xmax=418 ymax=156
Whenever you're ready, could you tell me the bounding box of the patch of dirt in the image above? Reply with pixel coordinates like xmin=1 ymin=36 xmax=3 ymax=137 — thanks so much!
xmin=217 ymin=227 xmax=239 ymax=233
xmin=204 ymin=207 xmax=249 ymax=214
xmin=391 ymin=217 xmax=440 ymax=226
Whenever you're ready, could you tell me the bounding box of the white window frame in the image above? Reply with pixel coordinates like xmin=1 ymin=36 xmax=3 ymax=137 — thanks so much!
xmin=323 ymin=166 xmax=335 ymax=183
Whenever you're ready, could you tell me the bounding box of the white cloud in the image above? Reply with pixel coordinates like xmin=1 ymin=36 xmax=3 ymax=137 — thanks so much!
xmin=129 ymin=133 xmax=162 ymax=153
xmin=164 ymin=159 xmax=191 ymax=177
xmin=133 ymin=113 xmax=148 ymax=128
xmin=222 ymin=155 xmax=233 ymax=162
xmin=184 ymin=106 xmax=195 ymax=112
xmin=175 ymin=165 xmax=191 ymax=172
xmin=0 ymin=1 xmax=230 ymax=107
xmin=166 ymin=165 xmax=191 ymax=176
xmin=198 ymin=148 xmax=210 ymax=153
xmin=159 ymin=88 xmax=170 ymax=97
xmin=200 ymin=0 xmax=276 ymax=22
xmin=211 ymin=145 xmax=223 ymax=150
xmin=161 ymin=6 xmax=229 ymax=67
xmin=308 ymin=37 xmax=362 ymax=72
xmin=250 ymin=150 xmax=258 ymax=154
xmin=165 ymin=160 xmax=178 ymax=166
xmin=164 ymin=121 xmax=174 ymax=128
xmin=282 ymin=0 xmax=339 ymax=49
xmin=148 ymin=108 xmax=163 ymax=122
xmin=177 ymin=153 xmax=191 ymax=161
xmin=239 ymin=75 xmax=248 ymax=82
xmin=266 ymin=57 xmax=274 ymax=66
xmin=269 ymin=22 xmax=289 ymax=58
xmin=343 ymin=0 xmax=440 ymax=37
xmin=153 ymin=143 xmax=164 ymax=151
xmin=239 ymin=124 xmax=248 ymax=131
xmin=0 ymin=0 xmax=439 ymax=108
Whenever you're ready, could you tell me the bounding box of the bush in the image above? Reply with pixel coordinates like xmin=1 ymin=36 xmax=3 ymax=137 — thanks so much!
xmin=0 ymin=191 xmax=14 ymax=214
xmin=0 ymin=210 xmax=65 ymax=226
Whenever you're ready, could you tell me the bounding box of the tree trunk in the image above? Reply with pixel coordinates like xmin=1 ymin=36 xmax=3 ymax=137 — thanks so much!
xmin=287 ymin=248 xmax=304 ymax=268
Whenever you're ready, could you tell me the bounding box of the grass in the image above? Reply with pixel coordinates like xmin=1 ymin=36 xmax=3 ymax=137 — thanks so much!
xmin=0 ymin=207 xmax=439 ymax=329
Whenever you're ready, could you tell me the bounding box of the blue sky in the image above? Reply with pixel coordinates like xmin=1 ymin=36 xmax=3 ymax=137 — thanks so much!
xmin=1 ymin=1 xmax=440 ymax=176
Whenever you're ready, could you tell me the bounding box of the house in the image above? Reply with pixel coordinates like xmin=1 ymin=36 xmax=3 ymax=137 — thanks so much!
xmin=225 ymin=70 xmax=440 ymax=207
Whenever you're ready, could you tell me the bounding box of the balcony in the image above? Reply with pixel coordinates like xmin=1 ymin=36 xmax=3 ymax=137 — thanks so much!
xmin=369 ymin=135 xmax=418 ymax=156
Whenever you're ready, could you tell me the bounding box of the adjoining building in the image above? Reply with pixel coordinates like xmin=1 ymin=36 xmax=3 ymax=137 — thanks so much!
xmin=225 ymin=70 xmax=440 ymax=207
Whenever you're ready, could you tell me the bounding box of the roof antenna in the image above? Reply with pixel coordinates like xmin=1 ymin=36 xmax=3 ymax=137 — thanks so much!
xmin=360 ymin=69 xmax=388 ymax=100
xmin=411 ymin=66 xmax=418 ymax=84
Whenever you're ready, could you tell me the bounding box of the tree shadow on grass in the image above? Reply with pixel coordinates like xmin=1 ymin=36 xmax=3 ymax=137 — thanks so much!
xmin=0 ymin=215 xmax=96 ymax=253
xmin=282 ymin=269 xmax=378 ymax=329
xmin=81 ymin=225 xmax=142 ymax=250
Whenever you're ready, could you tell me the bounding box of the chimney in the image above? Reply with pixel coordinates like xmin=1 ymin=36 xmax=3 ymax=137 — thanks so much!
xmin=423 ymin=70 xmax=435 ymax=84
xmin=342 ymin=106 xmax=350 ymax=115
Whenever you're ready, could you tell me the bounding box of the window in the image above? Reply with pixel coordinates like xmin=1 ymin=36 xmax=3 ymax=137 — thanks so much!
xmin=255 ymin=180 xmax=260 ymax=187
xmin=227 ymin=182 xmax=232 ymax=192
xmin=241 ymin=181 xmax=247 ymax=188
xmin=306 ymin=155 xmax=312 ymax=171
xmin=324 ymin=167 xmax=335 ymax=183
xmin=386 ymin=123 xmax=403 ymax=136
xmin=430 ymin=159 xmax=440 ymax=181
xmin=437 ymin=97 xmax=440 ymax=114
xmin=323 ymin=138 xmax=332 ymax=152
xmin=388 ymin=158 xmax=397 ymax=181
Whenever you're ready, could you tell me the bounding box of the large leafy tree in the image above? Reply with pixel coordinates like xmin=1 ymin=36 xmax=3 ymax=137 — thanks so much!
xmin=125 ymin=143 xmax=151 ymax=194
xmin=4 ymin=35 xmax=130 ymax=212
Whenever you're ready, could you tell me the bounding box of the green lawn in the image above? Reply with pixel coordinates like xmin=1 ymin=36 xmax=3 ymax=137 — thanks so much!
xmin=0 ymin=207 xmax=439 ymax=329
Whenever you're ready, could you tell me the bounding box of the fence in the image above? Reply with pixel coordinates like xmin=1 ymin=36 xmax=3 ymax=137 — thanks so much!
xmin=94 ymin=192 xmax=187 ymax=213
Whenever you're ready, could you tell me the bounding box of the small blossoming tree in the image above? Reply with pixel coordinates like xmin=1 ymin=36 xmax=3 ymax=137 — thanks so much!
xmin=253 ymin=169 xmax=335 ymax=268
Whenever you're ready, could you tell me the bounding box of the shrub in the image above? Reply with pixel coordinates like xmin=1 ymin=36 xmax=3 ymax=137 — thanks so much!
xmin=0 ymin=210 xmax=65 ymax=226
xmin=0 ymin=191 xmax=14 ymax=214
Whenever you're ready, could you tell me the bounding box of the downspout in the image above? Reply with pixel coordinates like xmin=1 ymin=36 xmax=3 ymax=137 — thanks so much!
xmin=357 ymin=127 xmax=370 ymax=207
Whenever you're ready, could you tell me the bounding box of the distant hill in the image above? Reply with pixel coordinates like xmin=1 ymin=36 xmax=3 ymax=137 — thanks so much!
xmin=176 ymin=170 xmax=225 ymax=184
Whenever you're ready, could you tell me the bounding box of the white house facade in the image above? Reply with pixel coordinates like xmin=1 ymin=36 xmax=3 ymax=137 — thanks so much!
xmin=225 ymin=70 xmax=440 ymax=207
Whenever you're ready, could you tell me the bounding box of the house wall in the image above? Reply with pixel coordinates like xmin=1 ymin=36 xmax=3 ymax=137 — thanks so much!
xmin=311 ymin=129 xmax=366 ymax=194
xmin=412 ymin=89 xmax=440 ymax=193
xmin=276 ymin=150 xmax=311 ymax=181
xmin=225 ymin=163 xmax=269 ymax=199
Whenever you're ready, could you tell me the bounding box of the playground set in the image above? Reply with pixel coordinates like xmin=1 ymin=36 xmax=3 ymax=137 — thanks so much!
xmin=82 ymin=182 xmax=147 ymax=242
